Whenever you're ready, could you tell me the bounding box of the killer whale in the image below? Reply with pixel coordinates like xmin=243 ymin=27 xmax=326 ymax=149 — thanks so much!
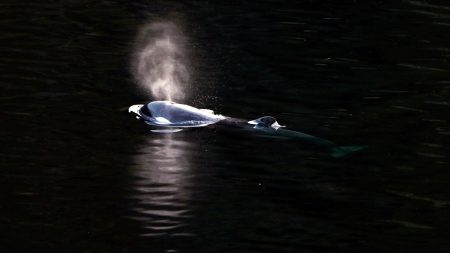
xmin=129 ymin=101 xmax=366 ymax=157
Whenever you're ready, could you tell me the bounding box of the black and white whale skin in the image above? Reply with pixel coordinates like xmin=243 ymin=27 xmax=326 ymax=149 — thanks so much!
xmin=129 ymin=101 xmax=365 ymax=157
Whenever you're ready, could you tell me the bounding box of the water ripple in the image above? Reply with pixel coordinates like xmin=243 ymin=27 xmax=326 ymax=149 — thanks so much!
xmin=129 ymin=135 xmax=195 ymax=237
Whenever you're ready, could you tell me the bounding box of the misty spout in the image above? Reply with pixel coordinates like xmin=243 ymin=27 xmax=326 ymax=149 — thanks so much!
xmin=132 ymin=22 xmax=190 ymax=102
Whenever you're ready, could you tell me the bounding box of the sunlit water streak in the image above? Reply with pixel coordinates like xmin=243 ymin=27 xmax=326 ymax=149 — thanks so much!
xmin=129 ymin=134 xmax=196 ymax=238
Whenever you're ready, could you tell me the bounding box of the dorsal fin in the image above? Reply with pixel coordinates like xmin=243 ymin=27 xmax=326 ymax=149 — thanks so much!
xmin=248 ymin=116 xmax=285 ymax=129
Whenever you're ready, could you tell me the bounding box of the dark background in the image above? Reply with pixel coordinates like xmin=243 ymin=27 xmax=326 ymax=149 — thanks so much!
xmin=1 ymin=0 xmax=449 ymax=252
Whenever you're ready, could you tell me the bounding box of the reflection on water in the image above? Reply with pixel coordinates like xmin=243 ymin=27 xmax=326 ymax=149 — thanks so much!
xmin=129 ymin=134 xmax=195 ymax=238
xmin=1 ymin=0 xmax=450 ymax=252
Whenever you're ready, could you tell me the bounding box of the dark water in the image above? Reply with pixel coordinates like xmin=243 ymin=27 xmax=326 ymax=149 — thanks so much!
xmin=1 ymin=1 xmax=450 ymax=252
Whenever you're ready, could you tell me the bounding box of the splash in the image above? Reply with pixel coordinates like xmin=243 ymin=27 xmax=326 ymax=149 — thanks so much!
xmin=132 ymin=22 xmax=190 ymax=102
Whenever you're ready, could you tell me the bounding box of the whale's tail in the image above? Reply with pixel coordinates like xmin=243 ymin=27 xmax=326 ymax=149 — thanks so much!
xmin=331 ymin=145 xmax=367 ymax=158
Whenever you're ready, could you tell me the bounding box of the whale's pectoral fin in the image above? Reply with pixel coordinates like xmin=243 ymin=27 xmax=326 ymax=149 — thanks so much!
xmin=151 ymin=128 xmax=184 ymax=133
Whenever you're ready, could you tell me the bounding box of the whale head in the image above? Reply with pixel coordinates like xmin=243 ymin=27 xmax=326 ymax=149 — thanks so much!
xmin=129 ymin=101 xmax=225 ymax=127
xmin=248 ymin=116 xmax=285 ymax=130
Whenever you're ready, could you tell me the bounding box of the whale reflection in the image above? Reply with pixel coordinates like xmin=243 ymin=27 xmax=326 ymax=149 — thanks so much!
xmin=129 ymin=134 xmax=195 ymax=237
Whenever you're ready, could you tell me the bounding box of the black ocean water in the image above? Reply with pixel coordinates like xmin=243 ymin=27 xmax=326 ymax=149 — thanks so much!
xmin=1 ymin=1 xmax=450 ymax=252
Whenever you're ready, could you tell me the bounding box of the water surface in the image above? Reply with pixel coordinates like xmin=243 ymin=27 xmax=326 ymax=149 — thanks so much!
xmin=1 ymin=1 xmax=450 ymax=252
